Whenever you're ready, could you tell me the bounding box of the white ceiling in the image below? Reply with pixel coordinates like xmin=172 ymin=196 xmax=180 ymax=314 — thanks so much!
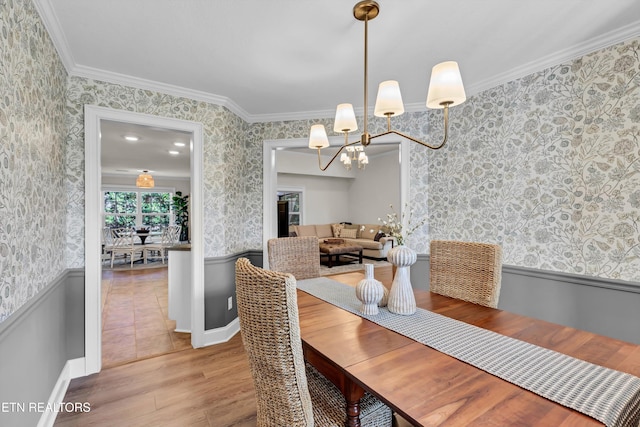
xmin=36 ymin=0 xmax=640 ymax=175
xmin=100 ymin=120 xmax=191 ymax=179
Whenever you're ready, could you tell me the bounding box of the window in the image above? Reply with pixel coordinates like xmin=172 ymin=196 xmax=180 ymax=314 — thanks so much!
xmin=103 ymin=188 xmax=174 ymax=231
xmin=104 ymin=191 xmax=137 ymax=228
xmin=140 ymin=192 xmax=172 ymax=230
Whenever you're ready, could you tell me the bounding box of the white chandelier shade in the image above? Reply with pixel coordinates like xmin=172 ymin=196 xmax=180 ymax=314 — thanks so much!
xmin=426 ymin=61 xmax=466 ymax=109
xmin=334 ymin=103 xmax=358 ymax=133
xmin=374 ymin=80 xmax=404 ymax=117
xmin=309 ymin=124 xmax=329 ymax=149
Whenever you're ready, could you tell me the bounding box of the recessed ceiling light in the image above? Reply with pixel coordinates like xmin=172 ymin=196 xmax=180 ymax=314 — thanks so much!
xmin=168 ymin=150 xmax=180 ymax=155
xmin=174 ymin=142 xmax=185 ymax=147
xmin=124 ymin=135 xmax=139 ymax=142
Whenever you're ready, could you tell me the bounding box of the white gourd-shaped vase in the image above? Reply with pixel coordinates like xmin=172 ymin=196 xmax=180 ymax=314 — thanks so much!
xmin=355 ymin=264 xmax=384 ymax=315
xmin=387 ymin=245 xmax=417 ymax=315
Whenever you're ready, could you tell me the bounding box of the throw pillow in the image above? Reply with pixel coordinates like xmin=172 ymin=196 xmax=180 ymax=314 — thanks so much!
xmin=342 ymin=223 xmax=359 ymax=238
xmin=360 ymin=226 xmax=379 ymax=240
xmin=340 ymin=228 xmax=357 ymax=239
xmin=331 ymin=223 xmax=344 ymax=237
xmin=374 ymin=232 xmax=385 ymax=241
xmin=289 ymin=231 xmax=298 ymax=237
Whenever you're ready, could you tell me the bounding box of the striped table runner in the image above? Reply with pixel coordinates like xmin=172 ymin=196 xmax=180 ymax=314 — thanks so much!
xmin=298 ymin=277 xmax=640 ymax=427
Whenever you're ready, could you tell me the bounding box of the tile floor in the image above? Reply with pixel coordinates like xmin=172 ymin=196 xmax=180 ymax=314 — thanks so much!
xmin=101 ymin=267 xmax=192 ymax=368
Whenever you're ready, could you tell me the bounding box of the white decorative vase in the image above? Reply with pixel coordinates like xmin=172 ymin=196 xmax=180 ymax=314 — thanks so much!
xmin=386 ymin=245 xmax=417 ymax=315
xmin=355 ymin=264 xmax=384 ymax=315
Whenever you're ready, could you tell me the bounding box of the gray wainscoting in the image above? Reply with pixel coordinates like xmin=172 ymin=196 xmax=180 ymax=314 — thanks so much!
xmin=412 ymin=254 xmax=640 ymax=345
xmin=0 ymin=269 xmax=83 ymax=427
xmin=203 ymin=250 xmax=262 ymax=330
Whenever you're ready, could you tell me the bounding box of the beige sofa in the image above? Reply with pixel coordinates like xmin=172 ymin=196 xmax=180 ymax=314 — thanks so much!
xmin=290 ymin=223 xmax=396 ymax=260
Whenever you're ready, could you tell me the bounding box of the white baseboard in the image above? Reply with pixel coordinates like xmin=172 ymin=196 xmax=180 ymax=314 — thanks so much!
xmin=37 ymin=358 xmax=84 ymax=427
xmin=202 ymin=317 xmax=240 ymax=346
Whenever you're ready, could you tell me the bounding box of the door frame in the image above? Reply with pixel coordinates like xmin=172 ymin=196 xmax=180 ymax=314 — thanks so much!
xmin=84 ymin=105 xmax=205 ymax=375
xmin=262 ymin=136 xmax=409 ymax=269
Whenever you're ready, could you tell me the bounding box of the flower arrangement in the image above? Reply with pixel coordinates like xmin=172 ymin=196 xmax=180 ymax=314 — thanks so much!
xmin=378 ymin=204 xmax=426 ymax=246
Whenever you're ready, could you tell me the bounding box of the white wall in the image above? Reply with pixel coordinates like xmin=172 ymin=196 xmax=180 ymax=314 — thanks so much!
xmin=276 ymin=148 xmax=400 ymax=226
xmin=277 ymin=173 xmax=352 ymax=224
xmin=348 ymin=149 xmax=400 ymax=224
xmin=276 ymin=150 xmax=356 ymax=178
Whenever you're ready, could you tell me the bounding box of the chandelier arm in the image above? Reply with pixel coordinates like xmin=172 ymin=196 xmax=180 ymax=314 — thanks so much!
xmin=315 ymin=139 xmax=361 ymax=171
xmin=370 ymin=103 xmax=451 ymax=150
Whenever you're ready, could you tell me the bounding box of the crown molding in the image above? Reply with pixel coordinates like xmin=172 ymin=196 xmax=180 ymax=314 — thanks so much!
xmin=463 ymin=19 xmax=640 ymax=99
xmin=32 ymin=0 xmax=640 ymax=123
xmin=71 ymin=65 xmax=252 ymax=122
xmin=32 ymin=0 xmax=75 ymax=72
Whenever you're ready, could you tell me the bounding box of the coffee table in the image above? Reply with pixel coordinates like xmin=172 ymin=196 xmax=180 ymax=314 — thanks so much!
xmin=318 ymin=241 xmax=363 ymax=268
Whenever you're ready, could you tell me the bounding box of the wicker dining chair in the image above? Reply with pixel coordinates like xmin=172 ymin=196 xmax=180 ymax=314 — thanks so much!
xmin=267 ymin=236 xmax=320 ymax=280
xmin=235 ymin=258 xmax=393 ymax=427
xmin=429 ymin=240 xmax=503 ymax=308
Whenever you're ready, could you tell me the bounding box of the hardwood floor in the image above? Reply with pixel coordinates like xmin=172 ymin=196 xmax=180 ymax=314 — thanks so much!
xmin=55 ymin=333 xmax=257 ymax=426
xmin=55 ymin=266 xmax=395 ymax=427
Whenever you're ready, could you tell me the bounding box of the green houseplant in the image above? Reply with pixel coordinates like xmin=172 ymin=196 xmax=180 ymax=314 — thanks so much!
xmin=172 ymin=191 xmax=189 ymax=242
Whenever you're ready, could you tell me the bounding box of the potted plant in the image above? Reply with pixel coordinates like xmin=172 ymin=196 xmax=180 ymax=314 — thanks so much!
xmin=172 ymin=191 xmax=189 ymax=242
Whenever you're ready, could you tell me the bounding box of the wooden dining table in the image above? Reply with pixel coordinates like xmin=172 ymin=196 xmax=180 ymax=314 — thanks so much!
xmin=297 ymin=271 xmax=640 ymax=426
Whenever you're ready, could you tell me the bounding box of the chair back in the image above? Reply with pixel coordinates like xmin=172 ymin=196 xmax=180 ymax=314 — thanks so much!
xmin=102 ymin=227 xmax=113 ymax=246
xmin=162 ymin=225 xmax=181 ymax=245
xmin=110 ymin=227 xmax=135 ymax=249
xmin=235 ymin=258 xmax=314 ymax=426
xmin=429 ymin=240 xmax=502 ymax=308
xmin=267 ymin=236 xmax=319 ymax=280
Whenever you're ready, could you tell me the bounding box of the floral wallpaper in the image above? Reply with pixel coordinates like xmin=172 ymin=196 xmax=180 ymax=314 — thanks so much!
xmin=0 ymin=0 xmax=68 ymax=322
xmin=64 ymin=78 xmax=254 ymax=265
xmin=425 ymin=37 xmax=640 ymax=281
xmin=67 ymin=35 xmax=640 ymax=283
xmin=248 ymin=38 xmax=640 ymax=283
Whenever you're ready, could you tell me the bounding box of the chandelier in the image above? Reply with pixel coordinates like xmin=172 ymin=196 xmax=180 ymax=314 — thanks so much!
xmin=308 ymin=1 xmax=466 ymax=171
xmin=136 ymin=170 xmax=155 ymax=188
xmin=340 ymin=145 xmax=368 ymax=170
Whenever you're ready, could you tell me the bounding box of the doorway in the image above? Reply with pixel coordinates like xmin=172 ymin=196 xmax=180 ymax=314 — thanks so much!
xmin=277 ymin=187 xmax=303 ymax=237
xmin=84 ymin=106 xmax=204 ymax=375
xmin=262 ymin=136 xmax=410 ymax=269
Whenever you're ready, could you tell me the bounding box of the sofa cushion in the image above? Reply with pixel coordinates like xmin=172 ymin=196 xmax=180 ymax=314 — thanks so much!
xmin=316 ymin=224 xmax=334 ymax=238
xmin=297 ymin=225 xmax=317 ymax=237
xmin=360 ymin=225 xmax=380 ymax=240
xmin=331 ymin=223 xmax=344 ymax=237
xmin=340 ymin=228 xmax=357 ymax=239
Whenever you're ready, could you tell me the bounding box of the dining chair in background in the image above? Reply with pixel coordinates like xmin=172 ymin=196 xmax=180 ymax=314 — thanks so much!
xmin=102 ymin=227 xmax=114 ymax=264
xmin=267 ymin=236 xmax=320 ymax=280
xmin=145 ymin=225 xmax=181 ymax=264
xmin=235 ymin=258 xmax=393 ymax=427
xmin=429 ymin=240 xmax=503 ymax=308
xmin=109 ymin=227 xmax=146 ymax=268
